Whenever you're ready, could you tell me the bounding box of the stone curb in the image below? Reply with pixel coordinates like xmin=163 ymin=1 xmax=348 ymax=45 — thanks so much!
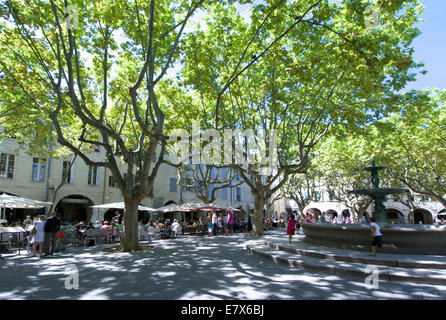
xmin=246 ymin=244 xmax=446 ymax=285
xmin=264 ymin=240 xmax=446 ymax=270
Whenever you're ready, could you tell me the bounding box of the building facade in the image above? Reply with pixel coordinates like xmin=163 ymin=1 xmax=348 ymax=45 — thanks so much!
xmin=0 ymin=138 xmax=254 ymax=223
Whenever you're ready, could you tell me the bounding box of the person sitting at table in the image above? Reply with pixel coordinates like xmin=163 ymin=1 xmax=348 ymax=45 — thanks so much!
xmin=99 ymin=221 xmax=111 ymax=243
xmin=75 ymin=221 xmax=88 ymax=245
xmin=171 ymin=219 xmax=182 ymax=238
xmin=146 ymin=222 xmax=157 ymax=240
xmin=93 ymin=221 xmax=102 ymax=229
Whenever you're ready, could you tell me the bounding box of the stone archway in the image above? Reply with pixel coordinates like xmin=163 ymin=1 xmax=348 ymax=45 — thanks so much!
xmin=385 ymin=208 xmax=403 ymax=224
xmin=342 ymin=209 xmax=351 ymax=217
xmin=55 ymin=194 xmax=94 ymax=223
xmin=326 ymin=209 xmax=338 ymax=219
xmin=438 ymin=209 xmax=446 ymax=221
xmin=413 ymin=208 xmax=433 ymax=225
xmin=305 ymin=208 xmax=321 ymax=220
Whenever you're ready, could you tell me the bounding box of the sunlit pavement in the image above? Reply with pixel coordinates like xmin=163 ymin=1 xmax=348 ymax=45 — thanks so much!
xmin=1 ymin=231 xmax=445 ymax=300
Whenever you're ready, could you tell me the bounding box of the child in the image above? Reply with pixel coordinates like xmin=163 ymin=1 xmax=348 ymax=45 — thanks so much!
xmin=370 ymin=217 xmax=397 ymax=256
xmin=287 ymin=214 xmax=297 ymax=243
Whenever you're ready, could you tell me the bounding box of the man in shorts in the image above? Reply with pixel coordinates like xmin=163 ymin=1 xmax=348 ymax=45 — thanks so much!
xmin=370 ymin=217 xmax=397 ymax=256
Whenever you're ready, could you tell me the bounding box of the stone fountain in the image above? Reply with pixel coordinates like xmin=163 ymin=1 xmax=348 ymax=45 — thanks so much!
xmin=301 ymin=160 xmax=446 ymax=255
xmin=348 ymin=160 xmax=409 ymax=224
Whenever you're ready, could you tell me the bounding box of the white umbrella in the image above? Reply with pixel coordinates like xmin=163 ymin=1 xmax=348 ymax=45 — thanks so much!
xmin=90 ymin=202 xmax=157 ymax=223
xmin=154 ymin=203 xmax=195 ymax=213
xmin=90 ymin=201 xmax=156 ymax=212
xmin=0 ymin=193 xmax=53 ymax=220
xmin=197 ymin=200 xmax=241 ymax=211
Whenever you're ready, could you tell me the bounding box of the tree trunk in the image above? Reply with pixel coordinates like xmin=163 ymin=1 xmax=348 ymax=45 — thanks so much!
xmin=350 ymin=206 xmax=358 ymax=223
xmin=253 ymin=194 xmax=265 ymax=236
xmin=120 ymin=197 xmax=142 ymax=252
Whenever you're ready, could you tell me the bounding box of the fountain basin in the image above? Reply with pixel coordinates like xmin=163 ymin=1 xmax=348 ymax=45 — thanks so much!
xmin=349 ymin=188 xmax=409 ymax=197
xmin=302 ymin=223 xmax=446 ymax=255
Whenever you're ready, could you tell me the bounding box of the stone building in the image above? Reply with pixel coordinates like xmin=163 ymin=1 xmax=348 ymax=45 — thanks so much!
xmin=0 ymin=137 xmax=254 ymax=223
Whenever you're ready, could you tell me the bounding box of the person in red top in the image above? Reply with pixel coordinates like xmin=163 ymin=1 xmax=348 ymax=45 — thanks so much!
xmin=287 ymin=214 xmax=297 ymax=243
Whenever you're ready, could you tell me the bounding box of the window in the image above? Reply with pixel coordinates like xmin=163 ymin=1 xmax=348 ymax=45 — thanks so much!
xmin=0 ymin=153 xmax=14 ymax=179
xmin=32 ymin=158 xmax=46 ymax=181
xmin=169 ymin=178 xmax=177 ymax=193
xmin=108 ymin=175 xmax=116 ymax=187
xmin=328 ymin=190 xmax=336 ymax=201
xmin=62 ymin=161 xmax=73 ymax=183
xmin=221 ymin=188 xmax=228 ymax=201
xmin=181 ymin=178 xmax=193 ymax=193
xmin=236 ymin=187 xmax=242 ymax=202
xmin=88 ymin=166 xmax=98 ymax=185
xmin=235 ymin=171 xmax=241 ymax=181
xmin=312 ymin=191 xmax=321 ymax=202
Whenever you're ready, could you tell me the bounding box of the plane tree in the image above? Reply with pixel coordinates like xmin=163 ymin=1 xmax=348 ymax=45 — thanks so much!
xmin=177 ymin=0 xmax=425 ymax=235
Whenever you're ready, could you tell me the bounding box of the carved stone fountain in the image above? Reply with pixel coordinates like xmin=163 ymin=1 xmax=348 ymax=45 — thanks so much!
xmin=301 ymin=161 xmax=446 ymax=255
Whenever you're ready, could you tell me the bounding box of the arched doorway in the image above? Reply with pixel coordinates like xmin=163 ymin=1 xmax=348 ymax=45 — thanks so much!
xmin=342 ymin=209 xmax=350 ymax=217
xmin=438 ymin=209 xmax=446 ymax=221
xmin=103 ymin=209 xmax=123 ymax=223
xmin=413 ymin=208 xmax=433 ymax=225
xmin=305 ymin=208 xmax=321 ymax=219
xmin=385 ymin=208 xmax=402 ymax=224
xmin=55 ymin=195 xmax=94 ymax=223
xmin=326 ymin=209 xmax=338 ymax=221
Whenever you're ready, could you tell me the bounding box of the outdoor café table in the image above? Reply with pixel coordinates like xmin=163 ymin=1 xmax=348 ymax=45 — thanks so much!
xmin=0 ymin=226 xmax=26 ymax=256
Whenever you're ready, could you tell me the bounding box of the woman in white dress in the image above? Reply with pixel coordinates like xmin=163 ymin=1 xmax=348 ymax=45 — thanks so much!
xmin=31 ymin=215 xmax=46 ymax=257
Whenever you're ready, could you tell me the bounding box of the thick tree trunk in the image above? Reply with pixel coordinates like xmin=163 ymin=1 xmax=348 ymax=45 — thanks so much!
xmin=253 ymin=194 xmax=265 ymax=236
xmin=120 ymin=197 xmax=142 ymax=252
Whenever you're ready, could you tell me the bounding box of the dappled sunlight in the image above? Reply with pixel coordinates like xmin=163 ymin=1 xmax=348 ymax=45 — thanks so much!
xmin=79 ymin=288 xmax=111 ymax=300
xmin=152 ymin=271 xmax=177 ymax=278
xmin=0 ymin=233 xmax=445 ymax=300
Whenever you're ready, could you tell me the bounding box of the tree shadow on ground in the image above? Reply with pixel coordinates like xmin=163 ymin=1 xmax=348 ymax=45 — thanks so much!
xmin=0 ymin=234 xmax=444 ymax=300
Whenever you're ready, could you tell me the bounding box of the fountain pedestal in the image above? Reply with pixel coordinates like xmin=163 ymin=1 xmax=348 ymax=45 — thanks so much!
xmin=348 ymin=160 xmax=409 ymax=223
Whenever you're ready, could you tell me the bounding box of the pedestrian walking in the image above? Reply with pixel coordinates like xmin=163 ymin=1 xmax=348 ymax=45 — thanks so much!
xmin=31 ymin=216 xmax=46 ymax=257
xmin=212 ymin=211 xmax=218 ymax=236
xmin=287 ymin=214 xmax=297 ymax=243
xmin=44 ymin=212 xmax=60 ymax=256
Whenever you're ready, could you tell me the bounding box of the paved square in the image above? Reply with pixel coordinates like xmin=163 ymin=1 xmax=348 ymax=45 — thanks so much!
xmin=1 ymin=232 xmax=445 ymax=300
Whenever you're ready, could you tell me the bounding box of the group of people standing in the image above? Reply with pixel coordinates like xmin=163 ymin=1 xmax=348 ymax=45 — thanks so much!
xmin=207 ymin=210 xmax=235 ymax=237
xmin=23 ymin=212 xmax=61 ymax=257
